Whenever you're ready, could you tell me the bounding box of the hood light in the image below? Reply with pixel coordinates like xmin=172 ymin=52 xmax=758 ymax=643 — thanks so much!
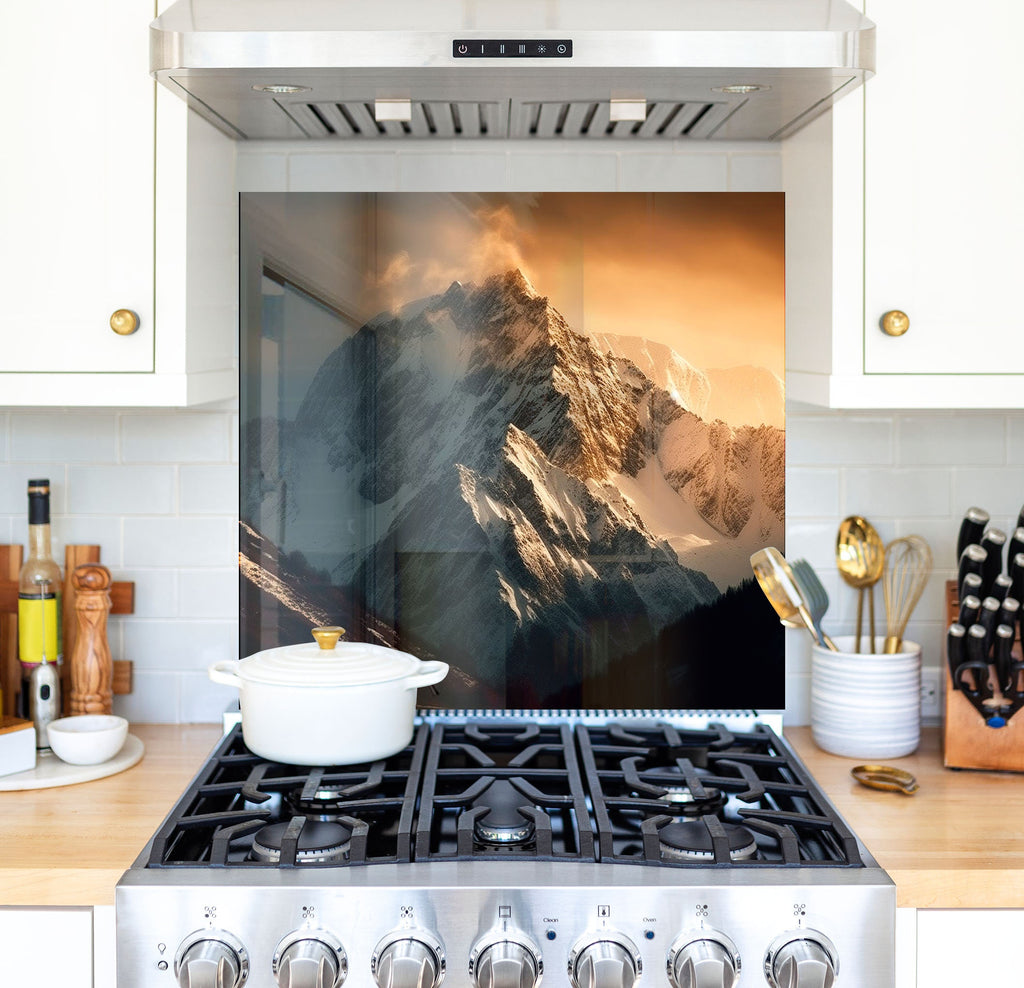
xmin=252 ymin=84 xmax=311 ymax=94
xmin=712 ymin=84 xmax=771 ymax=95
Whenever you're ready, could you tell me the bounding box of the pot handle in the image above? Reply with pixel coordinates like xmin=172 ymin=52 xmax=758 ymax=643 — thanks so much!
xmin=405 ymin=660 xmax=449 ymax=691
xmin=209 ymin=660 xmax=243 ymax=689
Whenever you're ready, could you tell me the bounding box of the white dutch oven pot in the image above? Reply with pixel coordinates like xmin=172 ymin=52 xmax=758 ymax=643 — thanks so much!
xmin=209 ymin=626 xmax=448 ymax=765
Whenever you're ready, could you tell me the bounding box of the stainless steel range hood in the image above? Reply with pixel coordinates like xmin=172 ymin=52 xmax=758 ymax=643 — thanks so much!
xmin=151 ymin=0 xmax=874 ymax=142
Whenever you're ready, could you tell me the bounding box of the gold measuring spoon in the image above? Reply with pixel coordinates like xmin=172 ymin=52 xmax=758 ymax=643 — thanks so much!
xmin=836 ymin=516 xmax=886 ymax=653
xmin=851 ymin=764 xmax=919 ymax=795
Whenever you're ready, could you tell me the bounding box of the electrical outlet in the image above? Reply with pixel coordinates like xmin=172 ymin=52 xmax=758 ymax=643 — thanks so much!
xmin=920 ymin=667 xmax=942 ymax=720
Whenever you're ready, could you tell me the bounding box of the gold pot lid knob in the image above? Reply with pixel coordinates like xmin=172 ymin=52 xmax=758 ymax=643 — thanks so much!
xmin=880 ymin=310 xmax=910 ymax=337
xmin=110 ymin=308 xmax=140 ymax=336
xmin=311 ymin=626 xmax=346 ymax=650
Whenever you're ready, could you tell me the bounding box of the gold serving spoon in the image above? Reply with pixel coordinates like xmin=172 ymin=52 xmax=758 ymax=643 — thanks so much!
xmin=751 ymin=547 xmax=839 ymax=651
xmin=836 ymin=516 xmax=886 ymax=653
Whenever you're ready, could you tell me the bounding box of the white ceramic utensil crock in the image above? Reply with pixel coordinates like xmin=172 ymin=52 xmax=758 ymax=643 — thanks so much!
xmin=209 ymin=627 xmax=448 ymax=765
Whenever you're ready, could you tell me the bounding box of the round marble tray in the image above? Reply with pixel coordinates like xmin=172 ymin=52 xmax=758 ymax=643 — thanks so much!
xmin=0 ymin=733 xmax=144 ymax=791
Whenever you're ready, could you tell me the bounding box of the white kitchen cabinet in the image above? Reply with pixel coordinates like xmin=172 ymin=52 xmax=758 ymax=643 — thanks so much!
xmin=916 ymin=910 xmax=1023 ymax=985
xmin=0 ymin=1 xmax=236 ymax=407
xmin=0 ymin=906 xmax=94 ymax=987
xmin=784 ymin=0 xmax=1024 ymax=408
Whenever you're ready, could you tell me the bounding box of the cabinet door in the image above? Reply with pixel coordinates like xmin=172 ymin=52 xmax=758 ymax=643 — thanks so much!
xmin=0 ymin=907 xmax=94 ymax=987
xmin=863 ymin=0 xmax=1024 ymax=375
xmin=0 ymin=0 xmax=154 ymax=373
xmin=917 ymin=910 xmax=1021 ymax=985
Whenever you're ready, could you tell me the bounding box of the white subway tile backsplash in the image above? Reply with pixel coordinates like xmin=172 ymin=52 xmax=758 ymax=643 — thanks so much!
xmin=178 ymin=569 xmax=239 ymax=619
xmin=0 ymin=465 xmax=66 ymax=515
xmin=181 ymin=464 xmax=239 ymax=515
xmin=10 ymin=412 xmax=116 ymax=463
xmin=508 ymin=152 xmax=618 ymax=190
xmin=618 ymin=152 xmax=728 ymax=192
xmin=68 ymin=465 xmax=176 ymax=515
xmin=121 ymin=412 xmax=230 ymax=463
xmin=787 ymin=415 xmax=892 ymax=466
xmin=784 ymin=468 xmax=839 ymax=517
xmin=289 ymin=152 xmax=398 ymax=191
xmin=950 ymin=467 xmax=1024 ymax=521
xmin=898 ymin=413 xmax=1006 ymax=465
xmin=179 ymin=671 xmax=239 ymax=724
xmin=116 ymin=568 xmax=179 ymax=619
xmin=46 ymin=516 xmax=123 ymax=567
xmin=398 ymin=153 xmax=508 ymax=191
xmin=113 ymin=670 xmax=181 ymax=724
xmin=843 ymin=468 xmax=951 ymax=518
xmin=123 ymin=618 xmax=237 ymax=671
xmin=123 ymin=517 xmax=236 ymax=568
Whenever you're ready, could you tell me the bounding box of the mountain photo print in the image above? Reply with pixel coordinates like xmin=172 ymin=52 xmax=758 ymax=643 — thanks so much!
xmin=240 ymin=192 xmax=786 ymax=711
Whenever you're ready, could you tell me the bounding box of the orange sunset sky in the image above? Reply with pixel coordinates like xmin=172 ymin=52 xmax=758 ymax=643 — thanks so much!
xmin=366 ymin=191 xmax=785 ymax=373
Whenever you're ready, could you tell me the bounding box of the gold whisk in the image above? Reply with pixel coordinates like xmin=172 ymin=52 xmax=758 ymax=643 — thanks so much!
xmin=882 ymin=535 xmax=933 ymax=654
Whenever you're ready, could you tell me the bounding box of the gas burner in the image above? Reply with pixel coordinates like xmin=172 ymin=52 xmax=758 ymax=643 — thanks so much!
xmin=471 ymin=780 xmax=536 ymax=845
xmin=285 ymin=785 xmax=353 ymax=820
xmin=250 ymin=820 xmax=352 ymax=864
xmin=657 ymin=821 xmax=757 ymax=863
xmin=656 ymin=785 xmax=727 ymax=818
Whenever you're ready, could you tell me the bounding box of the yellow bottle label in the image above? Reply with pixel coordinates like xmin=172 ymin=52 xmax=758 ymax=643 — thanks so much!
xmin=18 ymin=594 xmax=62 ymax=666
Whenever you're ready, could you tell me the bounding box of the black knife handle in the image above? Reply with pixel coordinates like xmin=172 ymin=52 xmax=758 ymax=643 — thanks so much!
xmin=958 ymin=593 xmax=982 ymax=629
xmin=1016 ymin=504 xmax=1024 ymax=534
xmin=947 ymin=623 xmax=967 ymax=690
xmin=978 ymin=596 xmax=1002 ymax=650
xmin=995 ymin=623 xmax=1016 ymax=695
xmin=980 ymin=528 xmax=1008 ymax=586
xmin=966 ymin=622 xmax=991 ymax=675
xmin=998 ymin=595 xmax=1020 ymax=632
xmin=958 ymin=544 xmax=988 ymax=598
xmin=1011 ymin=552 xmax=1024 ymax=604
xmin=1009 ymin=527 xmax=1024 ymax=568
xmin=966 ymin=624 xmax=993 ymax=697
xmin=990 ymin=573 xmax=1014 ymax=603
xmin=958 ymin=506 xmax=990 ymax=562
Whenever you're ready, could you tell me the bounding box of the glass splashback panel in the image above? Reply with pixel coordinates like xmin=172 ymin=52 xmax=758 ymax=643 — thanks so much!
xmin=240 ymin=192 xmax=785 ymax=710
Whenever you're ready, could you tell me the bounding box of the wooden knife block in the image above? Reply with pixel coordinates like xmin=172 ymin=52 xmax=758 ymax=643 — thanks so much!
xmin=943 ymin=580 xmax=1024 ymax=771
xmin=0 ymin=544 xmax=134 ymax=718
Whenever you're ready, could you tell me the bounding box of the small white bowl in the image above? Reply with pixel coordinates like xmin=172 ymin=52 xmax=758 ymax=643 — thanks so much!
xmin=47 ymin=715 xmax=128 ymax=765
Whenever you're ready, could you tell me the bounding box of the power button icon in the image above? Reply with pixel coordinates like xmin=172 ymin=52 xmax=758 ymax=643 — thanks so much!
xmin=458 ymin=44 xmax=468 ymax=54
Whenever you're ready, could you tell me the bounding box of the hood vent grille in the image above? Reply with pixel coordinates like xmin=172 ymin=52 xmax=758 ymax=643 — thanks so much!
xmin=280 ymin=99 xmax=736 ymax=140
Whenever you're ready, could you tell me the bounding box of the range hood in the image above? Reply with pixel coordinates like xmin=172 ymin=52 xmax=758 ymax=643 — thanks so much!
xmin=151 ymin=0 xmax=874 ymax=142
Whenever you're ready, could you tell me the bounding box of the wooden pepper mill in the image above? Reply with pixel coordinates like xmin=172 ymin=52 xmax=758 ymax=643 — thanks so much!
xmin=69 ymin=563 xmax=113 ymax=715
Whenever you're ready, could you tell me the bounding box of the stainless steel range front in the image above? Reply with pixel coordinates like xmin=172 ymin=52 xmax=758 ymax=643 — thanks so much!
xmin=116 ymin=715 xmax=894 ymax=987
xmin=116 ymin=188 xmax=893 ymax=986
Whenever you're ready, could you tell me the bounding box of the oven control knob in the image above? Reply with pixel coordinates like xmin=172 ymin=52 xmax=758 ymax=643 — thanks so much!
xmin=470 ymin=935 xmax=543 ymax=988
xmin=175 ymin=930 xmax=249 ymax=988
xmin=372 ymin=932 xmax=445 ymax=988
xmin=568 ymin=934 xmax=642 ymax=988
xmin=668 ymin=932 xmax=740 ymax=988
xmin=764 ymin=931 xmax=839 ymax=988
xmin=273 ymin=931 xmax=347 ymax=988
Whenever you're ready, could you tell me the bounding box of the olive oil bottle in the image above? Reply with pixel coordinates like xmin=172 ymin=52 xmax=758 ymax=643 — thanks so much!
xmin=18 ymin=479 xmax=62 ymax=723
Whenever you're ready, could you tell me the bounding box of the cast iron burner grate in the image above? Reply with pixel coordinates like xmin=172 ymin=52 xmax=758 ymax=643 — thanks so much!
xmin=575 ymin=722 xmax=863 ymax=867
xmin=145 ymin=724 xmax=428 ymax=867
xmin=142 ymin=720 xmax=863 ymax=870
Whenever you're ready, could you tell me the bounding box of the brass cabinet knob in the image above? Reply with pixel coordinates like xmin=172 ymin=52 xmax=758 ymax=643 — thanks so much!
xmin=109 ymin=308 xmax=140 ymax=336
xmin=880 ymin=310 xmax=910 ymax=337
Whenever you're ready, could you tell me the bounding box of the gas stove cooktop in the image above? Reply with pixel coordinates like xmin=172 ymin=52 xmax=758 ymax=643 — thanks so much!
xmin=117 ymin=716 xmax=895 ymax=988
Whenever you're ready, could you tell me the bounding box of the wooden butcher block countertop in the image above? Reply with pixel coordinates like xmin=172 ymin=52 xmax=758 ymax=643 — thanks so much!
xmin=786 ymin=726 xmax=1024 ymax=908
xmin=1 ymin=725 xmax=1022 ymax=909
